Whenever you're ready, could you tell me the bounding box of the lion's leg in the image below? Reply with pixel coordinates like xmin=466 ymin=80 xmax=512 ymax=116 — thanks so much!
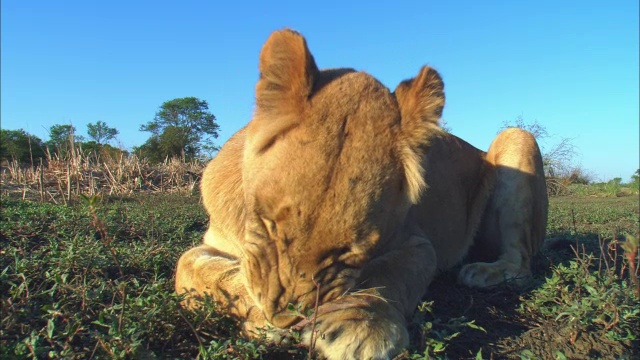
xmin=304 ymin=232 xmax=437 ymax=360
xmin=459 ymin=128 xmax=548 ymax=288
xmin=175 ymin=243 xmax=267 ymax=333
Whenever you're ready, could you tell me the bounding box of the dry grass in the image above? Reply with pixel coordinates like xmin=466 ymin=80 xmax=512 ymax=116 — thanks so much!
xmin=1 ymin=148 xmax=206 ymax=204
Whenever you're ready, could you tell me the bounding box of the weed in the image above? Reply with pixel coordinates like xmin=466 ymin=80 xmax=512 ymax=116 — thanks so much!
xmin=621 ymin=234 xmax=640 ymax=298
xmin=517 ymin=234 xmax=639 ymax=357
xmin=408 ymin=301 xmax=486 ymax=359
xmin=1 ymin=193 xmax=638 ymax=359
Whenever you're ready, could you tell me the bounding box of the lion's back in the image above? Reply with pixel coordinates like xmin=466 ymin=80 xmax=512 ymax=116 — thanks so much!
xmin=200 ymin=128 xmax=246 ymax=253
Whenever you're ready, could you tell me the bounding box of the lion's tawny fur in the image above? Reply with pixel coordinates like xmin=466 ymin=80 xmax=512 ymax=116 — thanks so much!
xmin=175 ymin=29 xmax=548 ymax=360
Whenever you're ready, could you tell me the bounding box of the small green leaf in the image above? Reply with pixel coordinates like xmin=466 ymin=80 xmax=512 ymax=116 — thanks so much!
xmin=46 ymin=319 xmax=55 ymax=339
xmin=583 ymin=284 xmax=598 ymax=295
xmin=466 ymin=320 xmax=487 ymax=333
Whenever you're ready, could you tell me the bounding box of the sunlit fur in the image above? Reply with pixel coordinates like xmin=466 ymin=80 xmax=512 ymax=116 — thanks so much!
xmin=175 ymin=29 xmax=548 ymax=360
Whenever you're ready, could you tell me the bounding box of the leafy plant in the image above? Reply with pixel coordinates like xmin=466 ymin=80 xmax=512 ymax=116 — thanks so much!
xmin=629 ymin=169 xmax=639 ymax=194
xmin=1 ymin=193 xmax=638 ymax=359
xmin=0 ymin=128 xmax=46 ymax=164
xmin=408 ymin=301 xmax=485 ymax=359
xmin=604 ymin=177 xmax=623 ymax=197
xmin=520 ymin=237 xmax=639 ymax=347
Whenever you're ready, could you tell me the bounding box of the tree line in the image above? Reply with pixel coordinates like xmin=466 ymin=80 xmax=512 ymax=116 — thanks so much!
xmin=1 ymin=97 xmax=219 ymax=165
xmin=2 ymin=100 xmax=637 ymax=191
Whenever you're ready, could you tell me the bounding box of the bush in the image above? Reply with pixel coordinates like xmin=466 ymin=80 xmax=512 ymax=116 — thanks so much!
xmin=0 ymin=129 xmax=46 ymax=164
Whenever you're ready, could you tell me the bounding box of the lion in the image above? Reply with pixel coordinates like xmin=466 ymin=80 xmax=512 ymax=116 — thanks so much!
xmin=175 ymin=29 xmax=548 ymax=360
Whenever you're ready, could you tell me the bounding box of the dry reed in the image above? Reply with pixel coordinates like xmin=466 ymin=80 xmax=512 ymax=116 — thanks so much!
xmin=1 ymin=147 xmax=206 ymax=203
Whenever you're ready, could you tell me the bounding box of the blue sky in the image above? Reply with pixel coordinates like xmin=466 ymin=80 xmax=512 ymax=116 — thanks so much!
xmin=2 ymin=1 xmax=638 ymax=181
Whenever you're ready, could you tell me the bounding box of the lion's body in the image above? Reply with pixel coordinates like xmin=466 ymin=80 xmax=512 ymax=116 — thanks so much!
xmin=175 ymin=29 xmax=548 ymax=360
xmin=418 ymin=130 xmax=548 ymax=285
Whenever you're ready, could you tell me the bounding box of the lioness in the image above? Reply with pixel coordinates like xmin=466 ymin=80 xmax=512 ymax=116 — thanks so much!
xmin=176 ymin=29 xmax=548 ymax=359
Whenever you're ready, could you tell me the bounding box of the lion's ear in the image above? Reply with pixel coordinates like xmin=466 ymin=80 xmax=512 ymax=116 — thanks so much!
xmin=394 ymin=66 xmax=445 ymax=135
xmin=394 ymin=66 xmax=445 ymax=203
xmin=249 ymin=29 xmax=319 ymax=153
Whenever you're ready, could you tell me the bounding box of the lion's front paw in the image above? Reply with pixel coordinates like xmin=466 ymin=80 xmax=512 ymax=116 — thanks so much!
xmin=458 ymin=260 xmax=528 ymax=288
xmin=302 ymin=299 xmax=408 ymax=360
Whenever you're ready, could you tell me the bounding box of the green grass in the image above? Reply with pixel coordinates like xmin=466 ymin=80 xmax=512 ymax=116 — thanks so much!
xmin=0 ymin=195 xmax=306 ymax=359
xmin=568 ymin=182 xmax=639 ymax=198
xmin=2 ymin=195 xmax=199 ymax=358
xmin=1 ymin=193 xmax=638 ymax=359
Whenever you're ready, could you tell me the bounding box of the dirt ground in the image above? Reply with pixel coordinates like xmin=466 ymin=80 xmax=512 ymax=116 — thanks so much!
xmin=417 ymin=243 xmax=639 ymax=360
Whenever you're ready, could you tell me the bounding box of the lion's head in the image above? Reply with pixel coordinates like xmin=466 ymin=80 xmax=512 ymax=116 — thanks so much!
xmin=240 ymin=29 xmax=445 ymax=327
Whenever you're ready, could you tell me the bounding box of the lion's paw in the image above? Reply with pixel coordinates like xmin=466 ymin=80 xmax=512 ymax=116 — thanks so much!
xmin=458 ymin=261 xmax=526 ymax=288
xmin=302 ymin=302 xmax=408 ymax=360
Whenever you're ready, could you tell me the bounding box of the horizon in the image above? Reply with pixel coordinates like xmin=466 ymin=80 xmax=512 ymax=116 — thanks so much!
xmin=2 ymin=1 xmax=638 ymax=181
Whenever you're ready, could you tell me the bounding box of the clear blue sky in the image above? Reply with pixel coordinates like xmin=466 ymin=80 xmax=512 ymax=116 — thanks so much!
xmin=2 ymin=1 xmax=638 ymax=181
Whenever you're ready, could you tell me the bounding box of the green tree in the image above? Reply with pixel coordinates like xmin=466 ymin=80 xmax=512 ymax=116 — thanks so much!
xmin=82 ymin=141 xmax=129 ymax=163
xmin=47 ymin=124 xmax=84 ymax=147
xmin=631 ymin=169 xmax=639 ymax=184
xmin=605 ymin=177 xmax=623 ymax=197
xmin=630 ymin=169 xmax=639 ymax=193
xmin=139 ymin=97 xmax=219 ymax=160
xmin=87 ymin=121 xmax=119 ymax=145
xmin=133 ymin=136 xmax=164 ymax=163
xmin=0 ymin=129 xmax=46 ymax=164
xmin=46 ymin=124 xmax=85 ymax=158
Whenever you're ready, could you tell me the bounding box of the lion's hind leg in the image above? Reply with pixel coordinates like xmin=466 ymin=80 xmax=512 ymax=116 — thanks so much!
xmin=458 ymin=128 xmax=548 ymax=288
